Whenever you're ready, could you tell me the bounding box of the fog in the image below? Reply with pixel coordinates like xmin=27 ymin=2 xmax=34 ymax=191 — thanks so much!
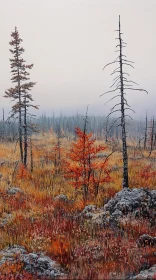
xmin=0 ymin=0 xmax=156 ymax=119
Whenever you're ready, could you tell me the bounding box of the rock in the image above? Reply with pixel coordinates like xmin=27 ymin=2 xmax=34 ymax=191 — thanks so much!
xmin=104 ymin=188 xmax=156 ymax=219
xmin=137 ymin=234 xmax=156 ymax=247
xmin=81 ymin=205 xmax=98 ymax=219
xmin=0 ymin=213 xmax=12 ymax=228
xmin=92 ymin=211 xmax=110 ymax=227
xmin=54 ymin=194 xmax=69 ymax=203
xmin=6 ymin=187 xmax=23 ymax=195
xmin=0 ymin=245 xmax=27 ymax=265
xmin=79 ymin=205 xmax=110 ymax=227
xmin=111 ymin=209 xmax=123 ymax=219
xmin=0 ymin=245 xmax=66 ymax=278
xmin=80 ymin=188 xmax=156 ymax=228
xmin=22 ymin=254 xmax=64 ymax=277
xmin=130 ymin=265 xmax=156 ymax=279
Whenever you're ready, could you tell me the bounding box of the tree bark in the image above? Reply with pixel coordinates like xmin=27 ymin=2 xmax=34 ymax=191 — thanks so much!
xmin=119 ymin=15 xmax=129 ymax=188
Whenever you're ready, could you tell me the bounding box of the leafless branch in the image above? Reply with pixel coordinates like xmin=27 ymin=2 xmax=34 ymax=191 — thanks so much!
xmin=107 ymin=109 xmax=121 ymax=118
xmin=110 ymin=103 xmax=121 ymax=111
xmin=100 ymin=87 xmax=120 ymax=96
xmin=124 ymin=88 xmax=148 ymax=94
xmin=102 ymin=60 xmax=119 ymax=70
xmin=104 ymin=95 xmax=121 ymax=105
xmin=124 ymin=108 xmax=135 ymax=113
xmin=123 ymin=63 xmax=134 ymax=68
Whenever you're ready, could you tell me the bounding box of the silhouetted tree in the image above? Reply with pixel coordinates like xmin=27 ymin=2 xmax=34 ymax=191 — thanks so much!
xmin=5 ymin=27 xmax=38 ymax=166
xmin=144 ymin=110 xmax=148 ymax=150
xmin=101 ymin=16 xmax=148 ymax=188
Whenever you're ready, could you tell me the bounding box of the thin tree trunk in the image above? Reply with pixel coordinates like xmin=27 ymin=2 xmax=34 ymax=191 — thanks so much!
xmin=144 ymin=110 xmax=147 ymax=150
xmin=30 ymin=137 xmax=33 ymax=172
xmin=119 ymin=15 xmax=129 ymax=188
xmin=2 ymin=108 xmax=5 ymax=140
xmin=83 ymin=106 xmax=89 ymax=203
xmin=16 ymin=41 xmax=23 ymax=163
xmin=24 ymin=96 xmax=27 ymax=167
xmin=148 ymin=118 xmax=154 ymax=158
xmin=19 ymin=94 xmax=23 ymax=163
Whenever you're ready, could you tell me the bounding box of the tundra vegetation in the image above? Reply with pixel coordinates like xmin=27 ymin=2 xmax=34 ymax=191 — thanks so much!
xmin=0 ymin=18 xmax=155 ymax=280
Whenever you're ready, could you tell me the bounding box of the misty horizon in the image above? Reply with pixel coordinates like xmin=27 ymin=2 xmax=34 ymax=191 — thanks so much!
xmin=0 ymin=0 xmax=156 ymax=120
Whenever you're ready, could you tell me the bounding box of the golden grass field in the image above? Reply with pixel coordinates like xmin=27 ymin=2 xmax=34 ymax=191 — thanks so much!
xmin=0 ymin=132 xmax=155 ymax=279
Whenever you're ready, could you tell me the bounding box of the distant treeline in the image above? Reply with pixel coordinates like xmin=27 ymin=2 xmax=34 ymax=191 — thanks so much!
xmin=0 ymin=114 xmax=145 ymax=142
xmin=37 ymin=114 xmax=145 ymax=141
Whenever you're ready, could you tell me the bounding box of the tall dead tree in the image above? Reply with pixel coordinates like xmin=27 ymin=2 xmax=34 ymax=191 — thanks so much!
xmin=148 ymin=117 xmax=155 ymax=158
xmin=5 ymin=27 xmax=37 ymax=167
xmin=2 ymin=108 xmax=5 ymax=141
xmin=101 ymin=16 xmax=148 ymax=188
xmin=144 ymin=110 xmax=148 ymax=150
xmin=82 ymin=105 xmax=89 ymax=202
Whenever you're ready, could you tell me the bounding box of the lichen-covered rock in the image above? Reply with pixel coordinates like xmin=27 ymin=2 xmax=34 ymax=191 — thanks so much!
xmin=0 ymin=245 xmax=66 ymax=278
xmin=80 ymin=188 xmax=156 ymax=228
xmin=0 ymin=213 xmax=12 ymax=228
xmin=0 ymin=245 xmax=27 ymax=265
xmin=92 ymin=211 xmax=110 ymax=227
xmin=130 ymin=265 xmax=156 ymax=279
xmin=137 ymin=234 xmax=156 ymax=247
xmin=6 ymin=187 xmax=23 ymax=195
xmin=81 ymin=205 xmax=98 ymax=219
xmin=104 ymin=188 xmax=156 ymax=221
xmin=21 ymin=254 xmax=65 ymax=277
xmin=54 ymin=194 xmax=69 ymax=203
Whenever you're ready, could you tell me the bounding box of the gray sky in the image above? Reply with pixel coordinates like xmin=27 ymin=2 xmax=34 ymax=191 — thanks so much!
xmin=0 ymin=0 xmax=156 ymax=118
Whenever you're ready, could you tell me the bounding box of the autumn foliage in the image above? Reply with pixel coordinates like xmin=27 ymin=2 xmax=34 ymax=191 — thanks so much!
xmin=65 ymin=127 xmax=111 ymax=201
xmin=0 ymin=132 xmax=155 ymax=279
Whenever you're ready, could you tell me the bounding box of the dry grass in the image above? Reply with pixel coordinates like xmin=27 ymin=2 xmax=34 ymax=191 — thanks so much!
xmin=0 ymin=133 xmax=155 ymax=279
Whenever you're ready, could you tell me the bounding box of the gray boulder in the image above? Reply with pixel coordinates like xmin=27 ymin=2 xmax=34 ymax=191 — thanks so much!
xmin=104 ymin=188 xmax=156 ymax=220
xmin=0 ymin=245 xmax=66 ymax=278
xmin=137 ymin=234 xmax=156 ymax=247
xmin=130 ymin=265 xmax=156 ymax=279
xmin=54 ymin=194 xmax=69 ymax=203
xmin=6 ymin=187 xmax=23 ymax=195
xmin=0 ymin=213 xmax=12 ymax=228
xmin=81 ymin=205 xmax=98 ymax=219
xmin=80 ymin=188 xmax=156 ymax=227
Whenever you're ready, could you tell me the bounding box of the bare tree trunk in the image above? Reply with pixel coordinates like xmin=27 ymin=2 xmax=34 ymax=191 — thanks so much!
xmin=148 ymin=117 xmax=154 ymax=158
xmin=24 ymin=96 xmax=27 ymax=167
xmin=30 ymin=137 xmax=33 ymax=172
xmin=144 ymin=110 xmax=148 ymax=150
xmin=119 ymin=16 xmax=129 ymax=188
xmin=83 ymin=105 xmax=89 ymax=203
xmin=18 ymin=80 xmax=23 ymax=163
xmin=105 ymin=117 xmax=109 ymax=143
xmin=2 ymin=108 xmax=5 ymax=140
xmin=102 ymin=16 xmax=147 ymax=188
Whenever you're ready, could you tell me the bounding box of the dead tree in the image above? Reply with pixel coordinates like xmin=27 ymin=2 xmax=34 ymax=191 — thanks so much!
xmin=82 ymin=105 xmax=89 ymax=202
xmin=148 ymin=117 xmax=155 ymax=158
xmin=2 ymin=108 xmax=5 ymax=140
xmin=105 ymin=117 xmax=109 ymax=143
xmin=101 ymin=16 xmax=148 ymax=188
xmin=30 ymin=137 xmax=33 ymax=172
xmin=144 ymin=110 xmax=148 ymax=150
